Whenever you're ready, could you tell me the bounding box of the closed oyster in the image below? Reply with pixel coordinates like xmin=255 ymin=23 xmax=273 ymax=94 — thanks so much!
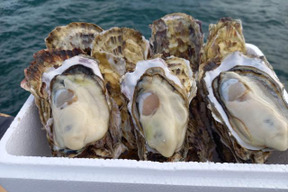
xmin=202 ymin=17 xmax=246 ymax=65
xmin=45 ymin=22 xmax=103 ymax=54
xmin=92 ymin=27 xmax=150 ymax=74
xmin=91 ymin=27 xmax=150 ymax=158
xmin=150 ymin=13 xmax=204 ymax=72
xmin=21 ymin=49 xmax=126 ymax=158
xmin=201 ymin=49 xmax=288 ymax=163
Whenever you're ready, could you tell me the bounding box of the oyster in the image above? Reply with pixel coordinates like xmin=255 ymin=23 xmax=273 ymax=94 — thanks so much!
xmin=91 ymin=27 xmax=150 ymax=74
xmin=21 ymin=49 xmax=126 ymax=158
xmin=200 ymin=18 xmax=288 ymax=163
xmin=91 ymin=27 xmax=150 ymax=158
xmin=201 ymin=50 xmax=288 ymax=163
xmin=202 ymin=17 xmax=246 ymax=65
xmin=45 ymin=22 xmax=103 ymax=54
xmin=120 ymin=58 xmax=210 ymax=161
xmin=150 ymin=13 xmax=204 ymax=72
xmin=199 ymin=18 xmax=288 ymax=163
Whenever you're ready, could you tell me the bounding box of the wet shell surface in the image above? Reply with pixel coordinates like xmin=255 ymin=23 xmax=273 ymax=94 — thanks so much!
xmin=150 ymin=13 xmax=204 ymax=72
xmin=21 ymin=49 xmax=126 ymax=158
xmin=45 ymin=22 xmax=103 ymax=54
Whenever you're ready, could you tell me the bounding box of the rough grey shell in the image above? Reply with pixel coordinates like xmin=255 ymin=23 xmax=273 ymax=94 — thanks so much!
xmin=150 ymin=13 xmax=204 ymax=72
xmin=45 ymin=22 xmax=103 ymax=54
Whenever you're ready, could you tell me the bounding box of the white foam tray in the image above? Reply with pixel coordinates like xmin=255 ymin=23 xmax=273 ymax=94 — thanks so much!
xmin=0 ymin=95 xmax=288 ymax=192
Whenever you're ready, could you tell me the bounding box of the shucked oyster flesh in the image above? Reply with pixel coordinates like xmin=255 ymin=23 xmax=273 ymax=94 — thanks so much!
xmin=21 ymin=49 xmax=125 ymax=158
xmin=46 ymin=60 xmax=109 ymax=151
xmin=121 ymin=58 xmax=192 ymax=161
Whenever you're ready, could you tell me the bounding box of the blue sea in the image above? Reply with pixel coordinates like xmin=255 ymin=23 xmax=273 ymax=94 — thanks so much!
xmin=0 ymin=0 xmax=287 ymax=116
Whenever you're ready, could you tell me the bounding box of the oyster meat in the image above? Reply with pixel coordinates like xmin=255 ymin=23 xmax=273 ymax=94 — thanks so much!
xmin=21 ymin=49 xmax=125 ymax=158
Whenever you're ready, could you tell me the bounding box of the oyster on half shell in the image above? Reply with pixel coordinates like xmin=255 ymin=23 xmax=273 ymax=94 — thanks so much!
xmin=199 ymin=18 xmax=288 ymax=163
xmin=201 ymin=49 xmax=288 ymax=163
xmin=21 ymin=49 xmax=126 ymax=158
xmin=120 ymin=58 xmax=214 ymax=161
xmin=121 ymin=58 xmax=189 ymax=161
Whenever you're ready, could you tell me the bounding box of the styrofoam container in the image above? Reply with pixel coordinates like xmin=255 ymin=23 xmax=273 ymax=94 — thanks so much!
xmin=0 ymin=95 xmax=288 ymax=192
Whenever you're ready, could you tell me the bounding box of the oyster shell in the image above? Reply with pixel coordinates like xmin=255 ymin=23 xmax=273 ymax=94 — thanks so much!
xmin=91 ymin=27 xmax=150 ymax=158
xmin=21 ymin=49 xmax=126 ymax=158
xmin=92 ymin=27 xmax=150 ymax=73
xmin=45 ymin=22 xmax=103 ymax=54
xmin=202 ymin=17 xmax=246 ymax=66
xmin=164 ymin=56 xmax=197 ymax=103
xmin=150 ymin=13 xmax=204 ymax=72
xmin=201 ymin=49 xmax=288 ymax=163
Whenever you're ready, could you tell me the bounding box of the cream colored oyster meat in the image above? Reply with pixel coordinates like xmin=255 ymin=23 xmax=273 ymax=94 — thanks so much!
xmin=137 ymin=77 xmax=188 ymax=157
xmin=121 ymin=58 xmax=189 ymax=158
xmin=43 ymin=56 xmax=110 ymax=151
xmin=51 ymin=74 xmax=109 ymax=150
xmin=205 ymin=51 xmax=288 ymax=151
xmin=218 ymin=71 xmax=288 ymax=151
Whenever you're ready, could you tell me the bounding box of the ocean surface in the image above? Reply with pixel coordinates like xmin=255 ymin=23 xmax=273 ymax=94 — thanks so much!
xmin=0 ymin=0 xmax=287 ymax=116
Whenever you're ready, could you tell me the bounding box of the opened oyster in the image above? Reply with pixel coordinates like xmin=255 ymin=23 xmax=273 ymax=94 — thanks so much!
xmin=150 ymin=13 xmax=204 ymax=72
xmin=200 ymin=18 xmax=288 ymax=163
xmin=121 ymin=58 xmax=189 ymax=161
xmin=202 ymin=17 xmax=246 ymax=65
xmin=120 ymin=58 xmax=213 ymax=161
xmin=45 ymin=22 xmax=103 ymax=54
xmin=21 ymin=49 xmax=126 ymax=158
